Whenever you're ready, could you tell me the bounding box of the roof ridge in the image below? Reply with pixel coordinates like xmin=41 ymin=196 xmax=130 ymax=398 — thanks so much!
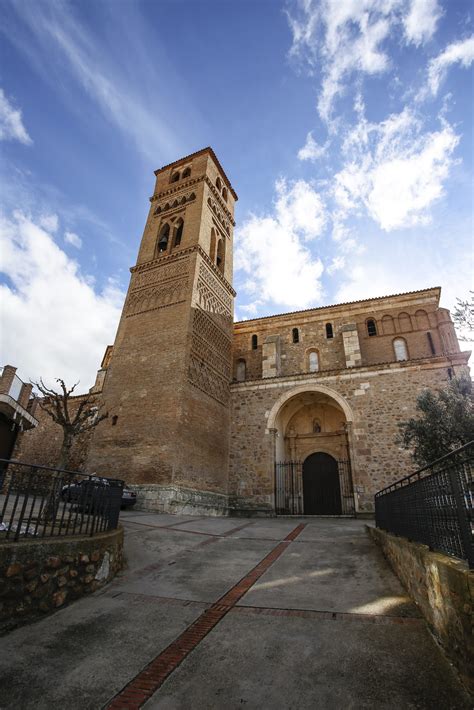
xmin=235 ymin=287 xmax=442 ymax=324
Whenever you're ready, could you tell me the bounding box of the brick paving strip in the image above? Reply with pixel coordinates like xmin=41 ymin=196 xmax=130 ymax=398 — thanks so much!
xmin=112 ymin=521 xmax=258 ymax=585
xmin=105 ymin=523 xmax=306 ymax=709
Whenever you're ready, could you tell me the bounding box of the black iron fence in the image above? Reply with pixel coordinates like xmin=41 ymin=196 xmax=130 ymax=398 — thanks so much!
xmin=275 ymin=459 xmax=355 ymax=515
xmin=375 ymin=442 xmax=474 ymax=568
xmin=0 ymin=459 xmax=124 ymax=542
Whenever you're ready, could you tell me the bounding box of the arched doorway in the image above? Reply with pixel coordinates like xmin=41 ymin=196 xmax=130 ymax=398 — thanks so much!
xmin=269 ymin=384 xmax=356 ymax=516
xmin=303 ymin=452 xmax=341 ymax=515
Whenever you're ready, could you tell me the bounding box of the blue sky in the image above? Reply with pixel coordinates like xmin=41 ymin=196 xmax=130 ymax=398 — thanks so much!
xmin=0 ymin=0 xmax=473 ymax=388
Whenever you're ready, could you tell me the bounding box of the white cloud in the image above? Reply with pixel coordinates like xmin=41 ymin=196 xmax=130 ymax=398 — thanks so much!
xmin=0 ymin=211 xmax=124 ymax=390
xmin=403 ymin=0 xmax=442 ymax=46
xmin=64 ymin=230 xmax=82 ymax=249
xmin=39 ymin=214 xmax=59 ymax=233
xmin=0 ymin=88 xmax=32 ymax=144
xmin=287 ymin=1 xmax=402 ymax=122
xmin=286 ymin=0 xmax=446 ymax=121
xmin=235 ymin=180 xmax=326 ymax=310
xmin=298 ymin=132 xmax=328 ymax=161
xmin=333 ymin=108 xmax=459 ymax=230
xmin=327 ymin=255 xmax=345 ymax=274
xmin=275 ymin=179 xmax=327 ymax=240
xmin=427 ymin=35 xmax=474 ymax=96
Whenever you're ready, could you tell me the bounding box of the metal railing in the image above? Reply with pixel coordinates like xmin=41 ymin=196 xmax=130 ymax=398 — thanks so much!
xmin=375 ymin=442 xmax=474 ymax=568
xmin=0 ymin=459 xmax=124 ymax=542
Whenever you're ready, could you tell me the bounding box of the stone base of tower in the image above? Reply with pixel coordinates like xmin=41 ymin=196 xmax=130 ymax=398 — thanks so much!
xmin=128 ymin=483 xmax=229 ymax=516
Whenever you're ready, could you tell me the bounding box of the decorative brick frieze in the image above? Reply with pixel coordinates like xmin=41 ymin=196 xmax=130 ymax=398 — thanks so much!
xmin=195 ymin=261 xmax=233 ymax=316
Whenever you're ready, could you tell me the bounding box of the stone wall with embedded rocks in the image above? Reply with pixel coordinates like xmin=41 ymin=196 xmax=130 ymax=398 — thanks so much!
xmin=368 ymin=526 xmax=473 ymax=695
xmin=0 ymin=527 xmax=123 ymax=633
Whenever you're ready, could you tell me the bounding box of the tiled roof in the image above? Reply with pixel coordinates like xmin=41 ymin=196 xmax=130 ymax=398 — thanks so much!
xmin=234 ymin=287 xmax=441 ymax=325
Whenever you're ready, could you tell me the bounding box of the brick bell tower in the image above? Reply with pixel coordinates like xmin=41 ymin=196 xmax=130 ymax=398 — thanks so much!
xmin=87 ymin=148 xmax=237 ymax=513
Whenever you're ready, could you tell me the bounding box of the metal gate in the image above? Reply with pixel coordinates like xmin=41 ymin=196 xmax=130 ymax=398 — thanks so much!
xmin=275 ymin=459 xmax=355 ymax=515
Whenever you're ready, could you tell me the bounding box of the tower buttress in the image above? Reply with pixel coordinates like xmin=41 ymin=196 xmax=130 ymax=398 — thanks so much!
xmin=87 ymin=148 xmax=237 ymax=512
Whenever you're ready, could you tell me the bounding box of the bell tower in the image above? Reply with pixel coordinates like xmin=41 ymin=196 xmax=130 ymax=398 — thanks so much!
xmin=87 ymin=148 xmax=237 ymax=513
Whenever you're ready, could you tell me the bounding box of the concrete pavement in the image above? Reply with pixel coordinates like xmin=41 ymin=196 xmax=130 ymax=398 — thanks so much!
xmin=0 ymin=512 xmax=470 ymax=709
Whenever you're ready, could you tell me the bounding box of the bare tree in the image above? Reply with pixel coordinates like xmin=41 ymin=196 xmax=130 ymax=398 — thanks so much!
xmin=32 ymin=378 xmax=108 ymax=470
xmin=30 ymin=378 xmax=108 ymax=524
xmin=452 ymin=292 xmax=474 ymax=342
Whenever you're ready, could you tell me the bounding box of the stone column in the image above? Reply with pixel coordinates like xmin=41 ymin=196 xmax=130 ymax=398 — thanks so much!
xmin=268 ymin=428 xmax=278 ymax=513
xmin=345 ymin=421 xmax=360 ymax=514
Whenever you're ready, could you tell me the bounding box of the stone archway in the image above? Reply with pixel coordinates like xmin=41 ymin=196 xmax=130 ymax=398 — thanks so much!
xmin=269 ymin=384 xmax=356 ymax=515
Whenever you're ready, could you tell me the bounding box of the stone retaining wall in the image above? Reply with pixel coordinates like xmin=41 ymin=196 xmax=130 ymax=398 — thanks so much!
xmin=368 ymin=525 xmax=473 ymax=695
xmin=0 ymin=527 xmax=123 ymax=633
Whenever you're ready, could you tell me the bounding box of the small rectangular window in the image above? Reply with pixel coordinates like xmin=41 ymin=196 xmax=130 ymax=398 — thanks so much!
xmin=292 ymin=328 xmax=299 ymax=344
xmin=326 ymin=323 xmax=333 ymax=339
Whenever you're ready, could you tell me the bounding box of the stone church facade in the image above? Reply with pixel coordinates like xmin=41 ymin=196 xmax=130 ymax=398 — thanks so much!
xmin=13 ymin=148 xmax=470 ymax=516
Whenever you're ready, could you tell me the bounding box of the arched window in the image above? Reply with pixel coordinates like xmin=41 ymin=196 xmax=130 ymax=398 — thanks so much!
xmin=381 ymin=314 xmax=395 ymax=334
xmin=174 ymin=219 xmax=184 ymax=247
xmin=216 ymin=239 xmax=225 ymax=272
xmin=222 ymin=187 xmax=228 ymax=202
xmin=415 ymin=309 xmax=430 ymax=330
xmin=309 ymin=350 xmax=319 ymax=372
xmin=292 ymin=328 xmax=299 ymax=343
xmin=210 ymin=228 xmax=217 ymax=263
xmin=393 ymin=338 xmax=408 ymax=361
xmin=251 ymin=334 xmax=258 ymax=350
xmin=398 ymin=312 xmax=412 ymax=332
xmin=236 ymin=359 xmax=246 ymax=382
xmin=189 ymin=192 xmax=196 ymax=200
xmin=367 ymin=319 xmax=377 ymax=336
xmin=172 ymin=199 xmax=178 ymax=208
xmin=164 ymin=203 xmax=170 ymax=211
xmin=216 ymin=177 xmax=222 ymax=191
xmin=170 ymin=172 xmax=180 ymax=183
xmin=180 ymin=196 xmax=187 ymax=205
xmin=154 ymin=205 xmax=162 ymax=215
xmin=157 ymin=223 xmax=170 ymax=253
xmin=326 ymin=323 xmax=333 ymax=339
xmin=182 ymin=167 xmax=191 ymax=179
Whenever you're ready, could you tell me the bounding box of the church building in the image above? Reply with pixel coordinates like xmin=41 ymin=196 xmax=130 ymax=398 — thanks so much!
xmin=14 ymin=148 xmax=471 ymax=516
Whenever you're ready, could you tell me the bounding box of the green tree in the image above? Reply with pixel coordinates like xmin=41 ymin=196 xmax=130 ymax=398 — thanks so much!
xmin=399 ymin=374 xmax=474 ymax=468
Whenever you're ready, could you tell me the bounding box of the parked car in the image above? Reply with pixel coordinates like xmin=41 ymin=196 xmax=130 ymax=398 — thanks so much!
xmin=61 ymin=476 xmax=137 ymax=509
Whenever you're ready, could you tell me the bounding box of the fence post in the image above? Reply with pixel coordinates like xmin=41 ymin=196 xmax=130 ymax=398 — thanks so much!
xmin=448 ymin=465 xmax=474 ymax=569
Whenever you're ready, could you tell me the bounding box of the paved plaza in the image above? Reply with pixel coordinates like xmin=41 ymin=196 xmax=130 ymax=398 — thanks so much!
xmin=0 ymin=513 xmax=470 ymax=709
